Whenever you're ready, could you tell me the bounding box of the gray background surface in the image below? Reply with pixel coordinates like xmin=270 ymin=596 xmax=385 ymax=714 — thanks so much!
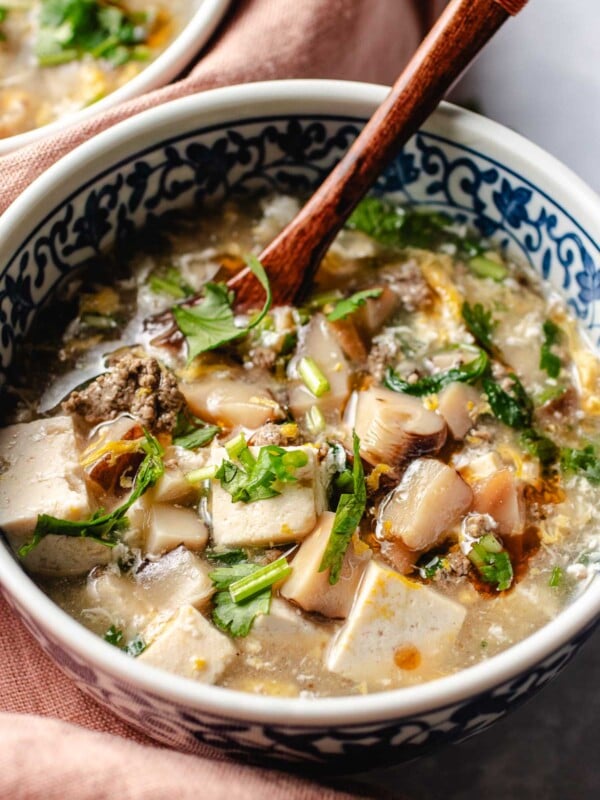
xmin=349 ymin=2 xmax=600 ymax=797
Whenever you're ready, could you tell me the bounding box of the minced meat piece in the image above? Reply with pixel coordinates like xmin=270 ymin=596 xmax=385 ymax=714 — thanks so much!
xmin=249 ymin=423 xmax=301 ymax=447
xmin=381 ymin=260 xmax=433 ymax=312
xmin=63 ymin=354 xmax=184 ymax=432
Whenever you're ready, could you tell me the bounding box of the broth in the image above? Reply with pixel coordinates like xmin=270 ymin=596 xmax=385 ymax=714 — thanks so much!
xmin=1 ymin=194 xmax=599 ymax=698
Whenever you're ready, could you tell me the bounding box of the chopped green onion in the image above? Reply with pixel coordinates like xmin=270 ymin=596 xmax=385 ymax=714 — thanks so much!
xmin=549 ymin=566 xmax=564 ymax=588
xmin=186 ymin=465 xmax=218 ymax=483
xmin=225 ymin=433 xmax=248 ymax=460
xmin=228 ymin=556 xmax=292 ymax=604
xmin=306 ymin=405 xmax=326 ymax=435
xmin=468 ymin=255 xmax=508 ymax=282
xmin=298 ymin=356 xmax=330 ymax=397
xmin=468 ymin=534 xmax=513 ymax=591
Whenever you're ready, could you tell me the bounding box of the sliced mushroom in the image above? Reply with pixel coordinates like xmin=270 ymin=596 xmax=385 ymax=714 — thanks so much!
xmin=471 ymin=469 xmax=525 ymax=536
xmin=330 ymin=286 xmax=401 ymax=364
xmin=288 ymin=314 xmax=350 ymax=420
xmin=349 ymin=386 xmax=447 ymax=469
xmin=377 ymin=458 xmax=473 ymax=552
xmin=180 ymin=371 xmax=284 ymax=430
xmin=437 ymin=382 xmax=481 ymax=440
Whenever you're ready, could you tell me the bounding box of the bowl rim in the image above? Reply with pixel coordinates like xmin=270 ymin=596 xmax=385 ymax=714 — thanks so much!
xmin=0 ymin=78 xmax=599 ymax=727
xmin=0 ymin=0 xmax=231 ymax=156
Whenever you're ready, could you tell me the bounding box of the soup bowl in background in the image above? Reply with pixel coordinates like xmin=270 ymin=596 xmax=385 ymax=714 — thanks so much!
xmin=0 ymin=80 xmax=599 ymax=770
xmin=0 ymin=0 xmax=231 ymax=156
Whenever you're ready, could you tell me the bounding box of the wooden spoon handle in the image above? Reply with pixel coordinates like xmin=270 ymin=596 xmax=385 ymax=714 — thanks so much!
xmin=228 ymin=0 xmax=528 ymax=309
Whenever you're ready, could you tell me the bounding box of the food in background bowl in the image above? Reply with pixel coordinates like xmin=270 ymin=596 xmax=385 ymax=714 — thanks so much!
xmin=0 ymin=0 xmax=229 ymax=152
xmin=0 ymin=0 xmax=189 ymax=138
xmin=2 ymin=190 xmax=599 ymax=697
xmin=0 ymin=82 xmax=599 ymax=766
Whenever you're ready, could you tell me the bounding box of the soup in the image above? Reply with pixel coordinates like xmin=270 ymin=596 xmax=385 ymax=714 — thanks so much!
xmin=1 ymin=194 xmax=599 ymax=697
xmin=0 ymin=0 xmax=192 ymax=138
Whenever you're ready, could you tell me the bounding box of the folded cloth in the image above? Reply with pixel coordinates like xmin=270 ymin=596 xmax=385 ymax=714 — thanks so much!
xmin=0 ymin=712 xmax=370 ymax=800
xmin=0 ymin=1 xmax=441 ymax=797
xmin=0 ymin=0 xmax=428 ymax=214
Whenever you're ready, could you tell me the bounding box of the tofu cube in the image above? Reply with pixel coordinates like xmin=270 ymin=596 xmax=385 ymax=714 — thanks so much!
xmin=148 ymin=445 xmax=210 ymax=505
xmin=135 ymin=546 xmax=214 ymax=613
xmin=145 ymin=505 xmax=208 ymax=556
xmin=209 ymin=446 xmax=321 ymax=548
xmin=281 ymin=512 xmax=371 ymax=618
xmin=0 ymin=416 xmax=91 ymax=539
xmin=18 ymin=535 xmax=113 ymax=577
xmin=138 ymin=605 xmax=236 ymax=683
xmin=245 ymin=598 xmax=331 ymax=658
xmin=327 ymin=560 xmax=466 ymax=684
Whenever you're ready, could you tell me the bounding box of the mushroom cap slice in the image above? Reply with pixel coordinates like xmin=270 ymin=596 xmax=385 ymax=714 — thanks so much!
xmin=351 ymin=386 xmax=447 ymax=469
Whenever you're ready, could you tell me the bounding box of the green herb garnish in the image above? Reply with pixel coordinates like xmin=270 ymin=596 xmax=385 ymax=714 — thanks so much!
xmin=326 ymin=288 xmax=383 ymax=322
xmin=319 ymin=432 xmax=367 ymax=585
xmin=209 ymin=561 xmax=271 ymax=637
xmin=467 ymin=255 xmax=508 ymax=282
xmin=228 ymin=556 xmax=291 ymax=603
xmin=347 ymin=197 xmax=485 ymax=256
xmin=36 ymin=0 xmax=153 ymax=68
xmin=483 ymin=374 xmax=533 ymax=429
xmin=172 ymin=255 xmax=271 ymax=362
xmin=549 ymin=566 xmax=564 ymax=588
xmin=385 ymin=346 xmax=488 ymax=396
xmin=149 ymin=266 xmax=194 ymax=299
xmin=519 ymin=428 xmax=559 ymax=467
xmin=215 ymin=436 xmax=309 ymax=504
xmin=205 ymin=548 xmax=248 ymax=565
xmin=462 ymin=302 xmax=496 ymax=352
xmin=19 ymin=429 xmax=164 ymax=557
xmin=418 ymin=555 xmax=447 ymax=580
xmin=560 ymin=445 xmax=600 ymax=485
xmin=540 ymin=319 xmax=563 ymax=378
xmin=468 ymin=533 xmax=513 ymax=591
xmin=0 ymin=7 xmax=8 ymax=41
xmin=173 ymin=412 xmax=220 ymax=450
xmin=104 ymin=626 xmax=147 ymax=656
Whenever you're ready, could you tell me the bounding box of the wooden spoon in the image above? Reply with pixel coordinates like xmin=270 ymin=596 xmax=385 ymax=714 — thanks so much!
xmin=228 ymin=0 xmax=529 ymax=309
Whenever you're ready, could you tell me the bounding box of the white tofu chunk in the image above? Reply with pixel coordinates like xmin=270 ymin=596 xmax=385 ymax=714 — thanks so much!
xmin=209 ymin=446 xmax=321 ymax=548
xmin=0 ymin=416 xmax=91 ymax=539
xmin=437 ymin=382 xmax=481 ymax=440
xmin=145 ymin=505 xmax=208 ymax=556
xmin=136 ymin=546 xmax=214 ymax=613
xmin=243 ymin=598 xmax=331 ymax=659
xmin=281 ymin=512 xmax=371 ymax=618
xmin=148 ymin=446 xmax=210 ymax=505
xmin=138 ymin=605 xmax=236 ymax=683
xmin=327 ymin=560 xmax=466 ymax=685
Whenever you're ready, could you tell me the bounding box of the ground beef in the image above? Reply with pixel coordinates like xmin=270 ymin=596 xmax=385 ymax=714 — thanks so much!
xmin=382 ymin=260 xmax=433 ymax=312
xmin=249 ymin=422 xmax=301 ymax=447
xmin=249 ymin=346 xmax=278 ymax=371
xmin=63 ymin=354 xmax=184 ymax=432
xmin=367 ymin=338 xmax=400 ymax=383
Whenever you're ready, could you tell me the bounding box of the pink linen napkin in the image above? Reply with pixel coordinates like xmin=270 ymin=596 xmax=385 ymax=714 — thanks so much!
xmin=0 ymin=1 xmax=443 ymax=797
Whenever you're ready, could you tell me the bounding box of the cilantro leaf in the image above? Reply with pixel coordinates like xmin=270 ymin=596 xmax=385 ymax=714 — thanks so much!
xmin=462 ymin=302 xmax=496 ymax=352
xmin=326 ymin=288 xmax=383 ymax=322
xmin=483 ymin=374 xmax=533 ymax=429
xmin=209 ymin=562 xmax=270 ymax=637
xmin=212 ymin=587 xmax=271 ymax=638
xmin=172 ymin=256 xmax=272 ymax=362
xmin=540 ymin=319 xmax=562 ymax=378
xmin=347 ymin=197 xmax=486 ymax=256
xmin=519 ymin=428 xmax=559 ymax=467
xmin=385 ymin=346 xmax=488 ymax=396
xmin=104 ymin=625 xmax=147 ymax=656
xmin=173 ymin=412 xmax=220 ymax=450
xmin=19 ymin=429 xmax=164 ymax=557
xmin=319 ymin=432 xmax=367 ymax=585
xmin=560 ymin=445 xmax=600 ymax=485
xmin=216 ymin=444 xmax=308 ymax=504
xmin=36 ymin=0 xmax=152 ymax=67
xmin=205 ymin=548 xmax=248 ymax=565
xmin=149 ymin=266 xmax=194 ymax=299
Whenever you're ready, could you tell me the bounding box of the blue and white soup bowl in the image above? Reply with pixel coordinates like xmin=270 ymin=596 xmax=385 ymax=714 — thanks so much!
xmin=0 ymin=81 xmax=599 ymax=770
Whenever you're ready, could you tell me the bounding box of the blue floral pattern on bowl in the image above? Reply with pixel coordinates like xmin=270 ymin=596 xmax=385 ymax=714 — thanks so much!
xmin=0 ymin=109 xmax=599 ymax=767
